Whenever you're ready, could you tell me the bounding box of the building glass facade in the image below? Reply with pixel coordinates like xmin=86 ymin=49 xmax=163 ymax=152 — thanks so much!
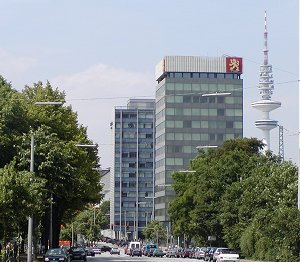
xmin=154 ymin=56 xmax=243 ymax=223
xmin=111 ymin=99 xmax=155 ymax=240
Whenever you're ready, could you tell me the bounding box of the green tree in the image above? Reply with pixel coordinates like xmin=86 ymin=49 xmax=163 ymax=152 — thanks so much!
xmin=60 ymin=201 xmax=110 ymax=244
xmin=0 ymin=79 xmax=103 ymax=249
xmin=142 ymin=220 xmax=166 ymax=245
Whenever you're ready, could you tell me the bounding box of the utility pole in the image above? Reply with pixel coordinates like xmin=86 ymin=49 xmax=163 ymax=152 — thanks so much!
xmin=27 ymin=134 xmax=34 ymax=262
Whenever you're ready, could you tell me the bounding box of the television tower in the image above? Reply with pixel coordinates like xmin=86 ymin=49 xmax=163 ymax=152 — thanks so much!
xmin=251 ymin=11 xmax=281 ymax=151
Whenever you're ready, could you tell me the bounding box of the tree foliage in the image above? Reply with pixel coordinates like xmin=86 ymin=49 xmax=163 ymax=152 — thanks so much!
xmin=142 ymin=220 xmax=166 ymax=245
xmin=169 ymin=138 xmax=300 ymax=260
xmin=60 ymin=201 xmax=110 ymax=244
xmin=0 ymin=77 xmax=103 ymax=248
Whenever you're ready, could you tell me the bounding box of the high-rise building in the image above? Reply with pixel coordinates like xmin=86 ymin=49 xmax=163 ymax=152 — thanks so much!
xmin=154 ymin=56 xmax=244 ymax=223
xmin=110 ymin=99 xmax=155 ymax=240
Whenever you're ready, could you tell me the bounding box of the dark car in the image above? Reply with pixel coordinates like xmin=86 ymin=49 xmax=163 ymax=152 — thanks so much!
xmin=85 ymin=247 xmax=95 ymax=257
xmin=44 ymin=248 xmax=69 ymax=262
xmin=153 ymin=248 xmax=164 ymax=257
xmin=69 ymin=247 xmax=87 ymax=261
xmin=204 ymin=247 xmax=217 ymax=262
xmin=131 ymin=248 xmax=142 ymax=257
xmin=100 ymin=245 xmax=112 ymax=252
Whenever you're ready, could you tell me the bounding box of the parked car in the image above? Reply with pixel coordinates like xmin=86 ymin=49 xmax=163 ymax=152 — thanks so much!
xmin=195 ymin=247 xmax=208 ymax=259
xmin=153 ymin=248 xmax=165 ymax=257
xmin=110 ymin=247 xmax=120 ymax=255
xmin=175 ymin=248 xmax=183 ymax=258
xmin=100 ymin=245 xmax=112 ymax=252
xmin=166 ymin=248 xmax=177 ymax=258
xmin=69 ymin=247 xmax=87 ymax=261
xmin=204 ymin=247 xmax=217 ymax=261
xmin=131 ymin=248 xmax=142 ymax=257
xmin=181 ymin=248 xmax=193 ymax=258
xmin=144 ymin=244 xmax=158 ymax=257
xmin=214 ymin=248 xmax=239 ymax=262
xmin=44 ymin=248 xmax=69 ymax=262
xmin=189 ymin=247 xmax=197 ymax=258
xmin=85 ymin=247 xmax=95 ymax=256
xmin=92 ymin=246 xmax=102 ymax=254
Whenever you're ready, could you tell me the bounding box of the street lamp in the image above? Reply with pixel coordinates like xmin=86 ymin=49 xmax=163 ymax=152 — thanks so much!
xmin=145 ymin=196 xmax=157 ymax=221
xmin=28 ymin=101 xmax=64 ymax=262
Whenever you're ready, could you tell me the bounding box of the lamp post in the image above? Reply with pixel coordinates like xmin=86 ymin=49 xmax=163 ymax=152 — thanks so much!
xmin=145 ymin=196 xmax=157 ymax=221
xmin=27 ymin=134 xmax=34 ymax=262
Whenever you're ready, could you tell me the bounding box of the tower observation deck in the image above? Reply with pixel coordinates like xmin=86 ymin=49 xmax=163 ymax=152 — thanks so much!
xmin=251 ymin=11 xmax=281 ymax=150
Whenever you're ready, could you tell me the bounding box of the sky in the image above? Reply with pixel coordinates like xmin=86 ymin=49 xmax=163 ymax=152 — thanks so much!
xmin=0 ymin=0 xmax=298 ymax=168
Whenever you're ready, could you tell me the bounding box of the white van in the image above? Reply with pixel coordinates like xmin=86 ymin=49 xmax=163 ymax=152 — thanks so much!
xmin=127 ymin=241 xmax=142 ymax=256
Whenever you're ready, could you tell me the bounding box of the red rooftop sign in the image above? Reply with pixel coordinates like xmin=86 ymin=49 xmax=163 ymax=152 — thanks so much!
xmin=226 ymin=57 xmax=243 ymax=74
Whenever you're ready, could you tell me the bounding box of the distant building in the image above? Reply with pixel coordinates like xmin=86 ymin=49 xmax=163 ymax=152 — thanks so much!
xmin=251 ymin=11 xmax=281 ymax=151
xmin=110 ymin=99 xmax=155 ymax=240
xmin=154 ymin=55 xmax=244 ymax=224
xmin=100 ymin=168 xmax=111 ymax=201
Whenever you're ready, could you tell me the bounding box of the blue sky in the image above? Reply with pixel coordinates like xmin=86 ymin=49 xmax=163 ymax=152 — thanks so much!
xmin=0 ymin=0 xmax=298 ymax=167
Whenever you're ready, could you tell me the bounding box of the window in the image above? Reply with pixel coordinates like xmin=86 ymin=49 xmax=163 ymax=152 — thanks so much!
xmin=183 ymin=96 xmax=191 ymax=103
xmin=129 ymin=163 xmax=136 ymax=168
xmin=209 ymin=97 xmax=216 ymax=103
xmin=174 ymin=96 xmax=183 ymax=103
xmin=183 ymin=121 xmax=192 ymax=128
xmin=217 ymin=109 xmax=225 ymax=116
xmin=193 ymin=96 xmax=199 ymax=103
xmin=182 ymin=73 xmax=191 ymax=78
xmin=226 ymin=121 xmax=234 ymax=128
xmin=225 ymin=73 xmax=234 ymax=79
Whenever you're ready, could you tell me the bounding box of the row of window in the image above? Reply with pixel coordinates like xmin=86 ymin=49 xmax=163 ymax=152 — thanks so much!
xmin=156 ymin=83 xmax=242 ymax=96
xmin=156 ymin=119 xmax=242 ymax=133
xmin=115 ymin=182 xmax=152 ymax=188
xmin=165 ymin=95 xmax=242 ymax=104
xmin=120 ymin=152 xmax=153 ymax=158
xmin=166 ymin=72 xmax=240 ymax=80
xmin=114 ymin=171 xmax=153 ymax=178
xmin=163 ymin=108 xmax=242 ymax=118
xmin=115 ymin=142 xmax=153 ymax=149
xmin=114 ymin=192 xmax=153 ymax=198
xmin=115 ymin=112 xmax=154 ymax=119
xmin=115 ymin=132 xmax=153 ymax=139
xmin=156 ymin=134 xmax=241 ymax=156
xmin=115 ymin=122 xmax=154 ymax=129
xmin=115 ymin=162 xmax=153 ymax=168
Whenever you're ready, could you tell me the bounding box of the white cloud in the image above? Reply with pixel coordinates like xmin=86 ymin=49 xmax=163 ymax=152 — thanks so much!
xmin=0 ymin=49 xmax=37 ymax=74
xmin=52 ymin=63 xmax=155 ymax=168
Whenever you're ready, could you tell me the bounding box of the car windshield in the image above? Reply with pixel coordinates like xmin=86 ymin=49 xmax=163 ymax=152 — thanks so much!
xmin=220 ymin=249 xmax=238 ymax=254
xmin=71 ymin=247 xmax=84 ymax=252
xmin=46 ymin=249 xmax=65 ymax=255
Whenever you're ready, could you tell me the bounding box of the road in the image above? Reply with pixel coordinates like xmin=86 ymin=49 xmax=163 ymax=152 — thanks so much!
xmin=86 ymin=250 xmax=201 ymax=262
xmin=86 ymin=250 xmax=256 ymax=262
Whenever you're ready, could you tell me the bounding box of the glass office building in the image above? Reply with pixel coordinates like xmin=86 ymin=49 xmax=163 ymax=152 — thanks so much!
xmin=154 ymin=56 xmax=243 ymax=223
xmin=110 ymin=99 xmax=155 ymax=240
